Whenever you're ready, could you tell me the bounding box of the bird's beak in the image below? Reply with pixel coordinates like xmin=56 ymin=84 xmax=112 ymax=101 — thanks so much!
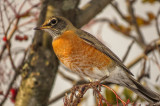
xmin=34 ymin=26 xmax=41 ymax=30
xmin=34 ymin=25 xmax=49 ymax=30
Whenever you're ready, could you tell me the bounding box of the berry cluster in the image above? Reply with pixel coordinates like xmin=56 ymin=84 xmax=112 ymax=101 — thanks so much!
xmin=15 ymin=35 xmax=28 ymax=41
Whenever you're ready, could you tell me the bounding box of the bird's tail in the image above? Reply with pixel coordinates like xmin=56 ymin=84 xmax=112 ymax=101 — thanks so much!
xmin=123 ymin=75 xmax=160 ymax=104
xmin=105 ymin=68 xmax=160 ymax=105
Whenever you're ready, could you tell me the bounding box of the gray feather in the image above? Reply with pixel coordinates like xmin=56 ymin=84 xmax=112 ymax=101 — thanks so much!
xmin=76 ymin=29 xmax=133 ymax=76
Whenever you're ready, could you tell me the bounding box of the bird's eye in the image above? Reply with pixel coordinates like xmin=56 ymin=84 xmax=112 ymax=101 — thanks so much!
xmin=50 ymin=18 xmax=58 ymax=25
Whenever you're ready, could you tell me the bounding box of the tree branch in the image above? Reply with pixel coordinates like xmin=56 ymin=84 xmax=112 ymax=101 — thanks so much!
xmin=111 ymin=2 xmax=130 ymax=24
xmin=76 ymin=0 xmax=113 ymax=28
xmin=122 ymin=40 xmax=134 ymax=62
xmin=0 ymin=73 xmax=18 ymax=106
xmin=48 ymin=89 xmax=71 ymax=105
xmin=127 ymin=0 xmax=146 ymax=45
xmin=127 ymin=39 xmax=160 ymax=69
xmin=155 ymin=9 xmax=160 ymax=37
xmin=15 ymin=0 xmax=60 ymax=105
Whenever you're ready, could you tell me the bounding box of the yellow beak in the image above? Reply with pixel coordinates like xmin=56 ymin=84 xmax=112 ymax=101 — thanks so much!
xmin=34 ymin=25 xmax=50 ymax=30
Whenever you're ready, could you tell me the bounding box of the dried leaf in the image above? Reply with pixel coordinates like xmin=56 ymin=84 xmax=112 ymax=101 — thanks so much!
xmin=119 ymin=25 xmax=131 ymax=35
xmin=124 ymin=14 xmax=154 ymax=27
xmin=104 ymin=88 xmax=120 ymax=104
xmin=155 ymin=85 xmax=160 ymax=93
xmin=136 ymin=17 xmax=149 ymax=26
xmin=122 ymin=88 xmax=133 ymax=101
xmin=109 ymin=23 xmax=131 ymax=35
xmin=147 ymin=12 xmax=155 ymax=21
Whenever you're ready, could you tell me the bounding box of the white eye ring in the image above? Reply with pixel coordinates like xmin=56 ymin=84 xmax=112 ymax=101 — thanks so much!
xmin=49 ymin=18 xmax=58 ymax=25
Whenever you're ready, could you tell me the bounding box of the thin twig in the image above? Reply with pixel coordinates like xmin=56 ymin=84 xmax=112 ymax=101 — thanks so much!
xmin=111 ymin=2 xmax=130 ymax=24
xmin=93 ymin=84 xmax=110 ymax=106
xmin=58 ymin=70 xmax=75 ymax=83
xmin=0 ymin=18 xmax=20 ymax=61
xmin=0 ymin=1 xmax=5 ymax=34
xmin=72 ymin=85 xmax=89 ymax=106
xmin=155 ymin=9 xmax=160 ymax=37
xmin=127 ymin=39 xmax=160 ymax=69
xmin=102 ymin=84 xmax=126 ymax=105
xmin=122 ymin=40 xmax=134 ymax=62
xmin=94 ymin=18 xmax=144 ymax=48
xmin=17 ymin=0 xmax=27 ymax=14
xmin=5 ymin=18 xmax=15 ymax=36
xmin=17 ymin=46 xmax=30 ymax=70
xmin=4 ymin=0 xmax=17 ymax=16
xmin=18 ymin=16 xmax=39 ymax=27
xmin=48 ymin=89 xmax=71 ymax=105
xmin=127 ymin=53 xmax=145 ymax=69
xmin=6 ymin=42 xmax=17 ymax=72
xmin=0 ymin=73 xmax=18 ymax=106
xmin=152 ymin=51 xmax=160 ymax=70
xmin=3 ymin=2 xmax=10 ymax=23
xmin=48 ymin=80 xmax=89 ymax=105
xmin=150 ymin=53 xmax=160 ymax=72
xmin=0 ymin=1 xmax=39 ymax=61
xmin=137 ymin=58 xmax=146 ymax=81
xmin=127 ymin=0 xmax=145 ymax=45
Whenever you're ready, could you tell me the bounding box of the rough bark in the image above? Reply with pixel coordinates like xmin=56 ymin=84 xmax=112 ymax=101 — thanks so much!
xmin=15 ymin=48 xmax=58 ymax=106
xmin=15 ymin=0 xmax=59 ymax=106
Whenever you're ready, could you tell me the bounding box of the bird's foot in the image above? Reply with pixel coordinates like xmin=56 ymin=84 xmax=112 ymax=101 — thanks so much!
xmin=89 ymin=80 xmax=102 ymax=96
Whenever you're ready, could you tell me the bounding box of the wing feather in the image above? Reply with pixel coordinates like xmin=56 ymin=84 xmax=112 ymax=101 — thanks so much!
xmin=76 ymin=29 xmax=133 ymax=76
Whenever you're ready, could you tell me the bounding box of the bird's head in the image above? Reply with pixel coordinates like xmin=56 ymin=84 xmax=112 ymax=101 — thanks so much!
xmin=34 ymin=16 xmax=75 ymax=39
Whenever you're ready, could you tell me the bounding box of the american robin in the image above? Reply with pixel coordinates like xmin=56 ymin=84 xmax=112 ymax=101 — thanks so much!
xmin=34 ymin=16 xmax=160 ymax=104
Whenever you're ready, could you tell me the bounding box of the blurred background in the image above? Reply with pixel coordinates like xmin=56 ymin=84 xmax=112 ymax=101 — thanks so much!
xmin=0 ymin=0 xmax=160 ymax=105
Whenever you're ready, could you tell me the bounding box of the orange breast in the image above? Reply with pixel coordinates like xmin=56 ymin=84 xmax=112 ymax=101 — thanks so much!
xmin=52 ymin=30 xmax=115 ymax=79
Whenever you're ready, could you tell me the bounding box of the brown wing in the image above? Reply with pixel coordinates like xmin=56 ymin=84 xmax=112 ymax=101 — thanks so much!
xmin=76 ymin=29 xmax=133 ymax=76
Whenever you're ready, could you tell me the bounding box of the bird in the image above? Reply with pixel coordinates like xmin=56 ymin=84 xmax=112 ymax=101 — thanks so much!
xmin=34 ymin=16 xmax=160 ymax=104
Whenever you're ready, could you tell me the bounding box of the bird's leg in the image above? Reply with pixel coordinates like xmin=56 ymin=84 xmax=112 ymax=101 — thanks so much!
xmin=90 ymin=75 xmax=109 ymax=94
xmin=99 ymin=75 xmax=109 ymax=82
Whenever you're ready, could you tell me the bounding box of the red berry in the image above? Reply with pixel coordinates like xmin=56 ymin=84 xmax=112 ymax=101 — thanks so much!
xmin=19 ymin=37 xmax=23 ymax=41
xmin=2 ymin=36 xmax=7 ymax=42
xmin=0 ymin=91 xmax=3 ymax=95
xmin=23 ymin=35 xmax=28 ymax=40
xmin=10 ymin=88 xmax=18 ymax=103
xmin=126 ymin=99 xmax=130 ymax=104
xmin=15 ymin=35 xmax=20 ymax=40
xmin=15 ymin=35 xmax=23 ymax=41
